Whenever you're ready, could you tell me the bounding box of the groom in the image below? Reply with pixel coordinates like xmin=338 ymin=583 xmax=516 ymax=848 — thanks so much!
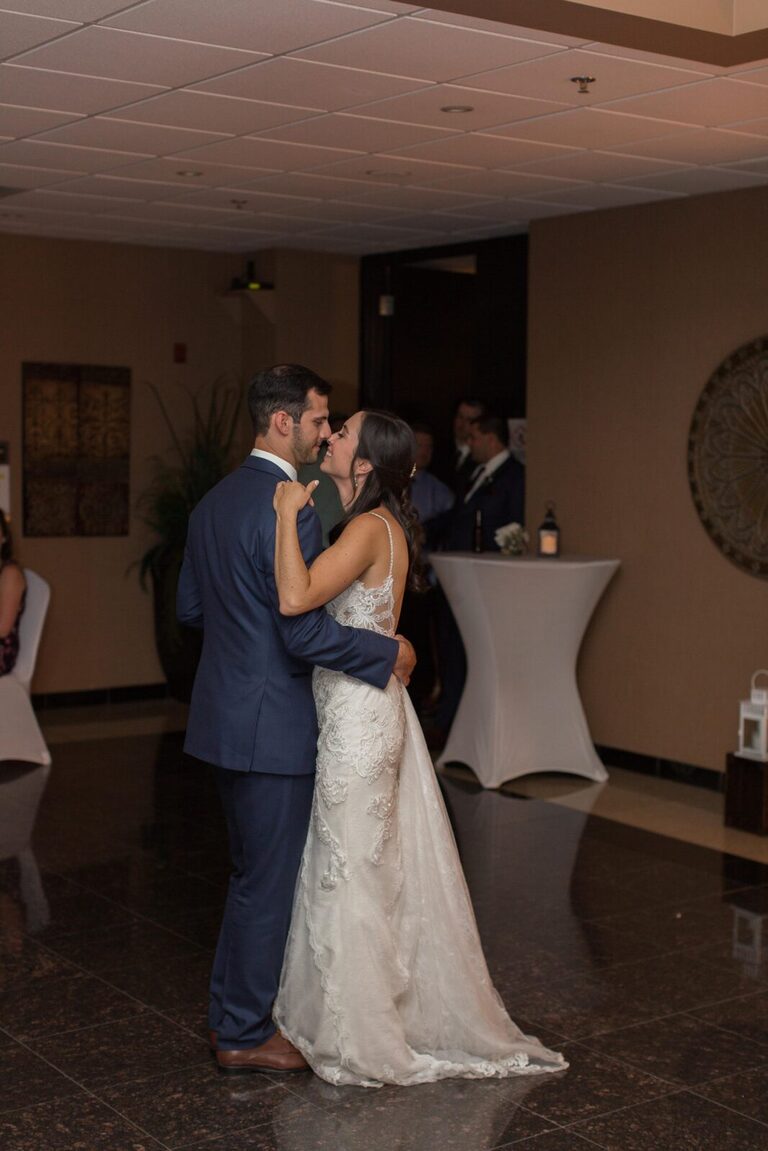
xmin=178 ymin=364 xmax=414 ymax=1073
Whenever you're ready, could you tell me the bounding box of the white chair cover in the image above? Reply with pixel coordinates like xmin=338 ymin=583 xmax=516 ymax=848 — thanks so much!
xmin=0 ymin=568 xmax=51 ymax=766
xmin=13 ymin=569 xmax=51 ymax=694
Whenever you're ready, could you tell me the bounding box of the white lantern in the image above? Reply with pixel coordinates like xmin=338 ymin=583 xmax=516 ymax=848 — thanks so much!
xmin=738 ymin=670 xmax=768 ymax=761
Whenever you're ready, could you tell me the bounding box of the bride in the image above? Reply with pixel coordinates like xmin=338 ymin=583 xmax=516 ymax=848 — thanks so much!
xmin=272 ymin=410 xmax=567 ymax=1088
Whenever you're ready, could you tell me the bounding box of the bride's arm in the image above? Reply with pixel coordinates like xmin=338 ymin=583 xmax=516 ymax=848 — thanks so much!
xmin=274 ymin=481 xmax=378 ymax=615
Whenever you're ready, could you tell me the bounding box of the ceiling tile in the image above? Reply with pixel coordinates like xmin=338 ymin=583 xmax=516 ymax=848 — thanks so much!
xmin=424 ymin=168 xmax=588 ymax=197
xmin=138 ymin=185 xmax=314 ymax=212
xmin=3 ymin=187 xmax=144 ymax=212
xmin=619 ymin=166 xmax=768 ymax=194
xmin=104 ymin=0 xmax=394 ymax=54
xmin=294 ymin=16 xmax=564 ymax=82
xmin=0 ymin=138 xmax=145 ymax=171
xmin=274 ymin=198 xmax=402 ymax=221
xmin=460 ymin=48 xmax=709 ymax=104
xmin=604 ymin=127 xmax=768 ymax=165
xmin=0 ymin=64 xmax=163 ymax=114
xmin=534 ymin=182 xmax=673 ymax=207
xmin=0 ymin=161 xmax=83 ymax=187
xmin=0 ymin=11 xmax=79 ymax=60
xmin=176 ymin=136 xmax=359 ymax=170
xmin=0 ymin=103 xmax=79 ymax=137
xmin=502 ymin=198 xmax=590 ymax=218
xmin=720 ymin=156 xmax=768 ymax=174
xmin=367 ymin=209 xmax=487 ymax=232
xmin=330 ymin=0 xmax=418 ymax=12
xmin=2 ymin=2 xmax=136 ymax=15
xmin=728 ymin=65 xmax=768 ymax=87
xmin=98 ymin=156 xmax=279 ymax=185
xmin=603 ymin=78 xmax=768 ymax=126
xmin=192 ymin=57 xmax=429 ymax=110
xmin=45 ymin=173 xmax=205 ymax=198
xmin=258 ymin=113 xmax=457 ymax=152
xmin=37 ymin=117 xmax=228 ymax=154
xmin=350 ymin=84 xmax=571 ymax=131
xmin=388 ymin=133 xmax=577 ymax=168
xmin=14 ymin=26 xmax=265 ymax=86
xmin=94 ymin=198 xmax=251 ymax=223
xmin=490 ymin=108 xmax=686 ymax=149
xmin=439 ymin=199 xmax=532 ymax=221
xmin=726 ymin=116 xmax=768 ymax=137
xmin=298 ymin=220 xmax=427 ymax=242
xmin=226 ymin=191 xmax=335 ymax=216
xmin=511 ymin=147 xmax=687 ymax=181
xmin=583 ymin=40 xmax=724 ymax=75
xmin=241 ymin=170 xmax=405 ymax=199
xmin=303 ymin=153 xmax=469 ymax=184
xmin=412 ymin=11 xmax=586 ymax=46
xmin=101 ymin=90 xmax=320 ymax=135
xmin=318 ymin=182 xmax=497 ymax=210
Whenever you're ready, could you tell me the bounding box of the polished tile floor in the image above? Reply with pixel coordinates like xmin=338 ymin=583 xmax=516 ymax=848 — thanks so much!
xmin=4 ymin=730 xmax=768 ymax=1149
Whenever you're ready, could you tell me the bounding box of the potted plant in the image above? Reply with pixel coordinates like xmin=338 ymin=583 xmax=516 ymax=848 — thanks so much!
xmin=137 ymin=378 xmax=243 ymax=700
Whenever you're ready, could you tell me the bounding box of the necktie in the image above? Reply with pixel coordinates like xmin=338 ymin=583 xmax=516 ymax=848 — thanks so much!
xmin=464 ymin=466 xmax=486 ymax=503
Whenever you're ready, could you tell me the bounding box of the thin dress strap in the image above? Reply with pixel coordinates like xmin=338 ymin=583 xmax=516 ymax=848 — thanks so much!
xmin=367 ymin=512 xmax=394 ymax=580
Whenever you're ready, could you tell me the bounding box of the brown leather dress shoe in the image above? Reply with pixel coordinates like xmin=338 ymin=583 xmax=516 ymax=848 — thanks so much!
xmin=216 ymin=1032 xmax=309 ymax=1074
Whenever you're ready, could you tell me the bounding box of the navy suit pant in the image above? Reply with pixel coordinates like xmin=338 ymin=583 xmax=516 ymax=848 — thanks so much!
xmin=210 ymin=769 xmax=314 ymax=1050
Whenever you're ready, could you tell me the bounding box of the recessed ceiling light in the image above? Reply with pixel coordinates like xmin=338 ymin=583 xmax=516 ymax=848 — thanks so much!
xmin=440 ymin=104 xmax=474 ymax=114
xmin=176 ymin=169 xmax=204 ymax=177
xmin=570 ymin=75 xmax=596 ymax=94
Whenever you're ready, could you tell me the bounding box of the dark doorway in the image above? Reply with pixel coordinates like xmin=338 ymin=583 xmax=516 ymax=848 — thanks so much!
xmin=360 ymin=234 xmax=527 ymax=451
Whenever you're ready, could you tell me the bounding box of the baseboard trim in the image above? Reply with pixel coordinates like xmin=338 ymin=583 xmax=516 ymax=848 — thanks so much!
xmin=595 ymin=744 xmax=724 ymax=793
xmin=32 ymin=683 xmax=169 ymax=710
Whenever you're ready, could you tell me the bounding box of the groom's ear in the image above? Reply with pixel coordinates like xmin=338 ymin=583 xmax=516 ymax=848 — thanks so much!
xmin=272 ymin=409 xmax=293 ymax=437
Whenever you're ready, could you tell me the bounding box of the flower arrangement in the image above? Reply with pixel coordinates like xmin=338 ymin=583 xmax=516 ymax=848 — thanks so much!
xmin=494 ymin=521 xmax=529 ymax=556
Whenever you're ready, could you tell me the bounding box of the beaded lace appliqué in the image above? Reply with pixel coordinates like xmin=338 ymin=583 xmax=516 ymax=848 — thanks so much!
xmin=313 ymin=512 xmax=401 ymax=883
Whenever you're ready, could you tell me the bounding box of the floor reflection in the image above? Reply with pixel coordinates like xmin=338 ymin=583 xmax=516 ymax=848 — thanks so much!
xmin=3 ymin=732 xmax=768 ymax=1149
xmin=0 ymin=761 xmax=51 ymax=934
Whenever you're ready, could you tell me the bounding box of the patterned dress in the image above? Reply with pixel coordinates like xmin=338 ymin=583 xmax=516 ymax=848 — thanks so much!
xmin=274 ymin=514 xmax=566 ymax=1087
xmin=0 ymin=567 xmax=24 ymax=676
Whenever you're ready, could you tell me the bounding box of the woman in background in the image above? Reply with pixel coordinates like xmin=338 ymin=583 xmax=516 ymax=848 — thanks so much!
xmin=0 ymin=509 xmax=26 ymax=676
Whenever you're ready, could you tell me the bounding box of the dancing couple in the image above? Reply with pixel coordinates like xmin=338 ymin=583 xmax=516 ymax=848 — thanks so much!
xmin=178 ymin=364 xmax=566 ymax=1087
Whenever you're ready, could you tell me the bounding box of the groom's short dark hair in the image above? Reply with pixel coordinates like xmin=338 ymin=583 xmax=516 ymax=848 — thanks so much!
xmin=248 ymin=364 xmax=331 ymax=436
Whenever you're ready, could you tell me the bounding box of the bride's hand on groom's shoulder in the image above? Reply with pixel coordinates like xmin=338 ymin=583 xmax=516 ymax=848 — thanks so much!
xmin=273 ymin=479 xmax=320 ymax=515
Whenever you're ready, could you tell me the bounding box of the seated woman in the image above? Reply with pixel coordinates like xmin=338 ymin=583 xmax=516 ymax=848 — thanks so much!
xmin=0 ymin=510 xmax=26 ymax=677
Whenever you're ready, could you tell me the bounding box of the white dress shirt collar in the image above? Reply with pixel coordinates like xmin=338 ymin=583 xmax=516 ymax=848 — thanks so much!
xmin=463 ymin=449 xmax=510 ymax=502
xmin=250 ymin=448 xmax=297 ymax=481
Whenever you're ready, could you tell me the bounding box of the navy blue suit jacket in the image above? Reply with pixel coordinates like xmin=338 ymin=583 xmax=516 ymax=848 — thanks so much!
xmin=177 ymin=455 xmax=398 ymax=775
xmin=438 ymin=455 xmax=525 ymax=552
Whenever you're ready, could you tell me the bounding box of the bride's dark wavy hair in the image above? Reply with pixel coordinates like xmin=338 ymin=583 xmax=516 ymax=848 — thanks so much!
xmin=331 ymin=410 xmax=426 ymax=592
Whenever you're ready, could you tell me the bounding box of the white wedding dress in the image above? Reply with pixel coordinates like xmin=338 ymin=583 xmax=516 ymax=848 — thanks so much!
xmin=274 ymin=513 xmax=567 ymax=1088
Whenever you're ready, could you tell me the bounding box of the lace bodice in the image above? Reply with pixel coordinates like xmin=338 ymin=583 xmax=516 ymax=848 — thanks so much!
xmin=326 ymin=513 xmax=396 ymax=637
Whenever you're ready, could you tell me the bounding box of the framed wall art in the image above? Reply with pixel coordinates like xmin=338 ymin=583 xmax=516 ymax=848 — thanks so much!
xmin=22 ymin=362 xmax=130 ymax=537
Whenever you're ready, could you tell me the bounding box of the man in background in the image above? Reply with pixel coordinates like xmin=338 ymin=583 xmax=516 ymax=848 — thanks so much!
xmin=434 ymin=397 xmax=487 ymax=500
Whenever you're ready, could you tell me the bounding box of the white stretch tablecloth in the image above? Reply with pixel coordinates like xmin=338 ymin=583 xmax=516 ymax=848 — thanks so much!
xmin=430 ymin=554 xmax=619 ymax=788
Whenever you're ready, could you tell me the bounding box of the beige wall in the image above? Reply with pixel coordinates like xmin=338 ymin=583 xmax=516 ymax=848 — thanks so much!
xmin=0 ymin=235 xmax=360 ymax=694
xmin=527 ymin=185 xmax=768 ymax=772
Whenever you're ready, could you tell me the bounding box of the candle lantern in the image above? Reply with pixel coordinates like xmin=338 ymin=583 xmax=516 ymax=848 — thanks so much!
xmin=537 ymin=501 xmax=560 ymax=558
xmin=738 ymin=670 xmax=768 ymax=761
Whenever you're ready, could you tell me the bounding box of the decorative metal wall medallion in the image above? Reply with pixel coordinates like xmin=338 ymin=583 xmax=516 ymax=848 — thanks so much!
xmin=688 ymin=336 xmax=768 ymax=578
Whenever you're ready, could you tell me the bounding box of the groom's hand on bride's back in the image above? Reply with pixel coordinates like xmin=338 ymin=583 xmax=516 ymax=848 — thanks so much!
xmin=393 ymin=636 xmax=417 ymax=686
